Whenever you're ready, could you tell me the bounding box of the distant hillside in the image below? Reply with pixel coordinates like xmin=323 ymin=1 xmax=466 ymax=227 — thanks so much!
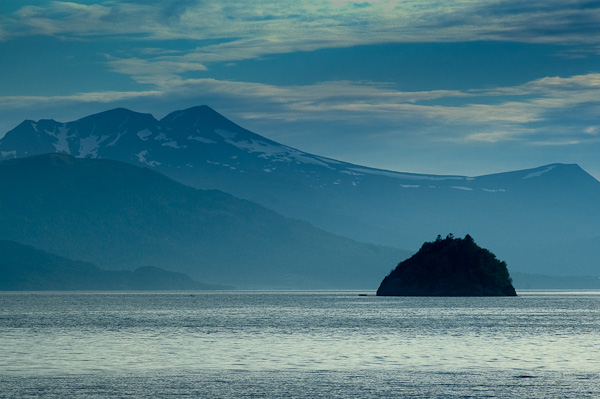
xmin=0 ymin=154 xmax=405 ymax=289
xmin=0 ymin=240 xmax=223 ymax=291
xmin=2 ymin=106 xmax=599 ymax=278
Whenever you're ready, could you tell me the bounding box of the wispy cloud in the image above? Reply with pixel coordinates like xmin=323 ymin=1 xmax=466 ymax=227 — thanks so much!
xmin=0 ymin=90 xmax=163 ymax=111
xmin=4 ymin=1 xmax=599 ymax=104
xmin=2 ymin=72 xmax=598 ymax=146
xmin=10 ymin=2 xmax=113 ymax=37
xmin=108 ymin=56 xmax=208 ymax=86
xmin=5 ymin=1 xmax=600 ymax=49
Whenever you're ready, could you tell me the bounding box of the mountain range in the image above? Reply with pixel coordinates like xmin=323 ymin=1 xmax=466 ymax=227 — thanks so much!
xmin=1 ymin=105 xmax=599 ymax=281
xmin=0 ymin=240 xmax=224 ymax=291
xmin=0 ymin=153 xmax=403 ymax=289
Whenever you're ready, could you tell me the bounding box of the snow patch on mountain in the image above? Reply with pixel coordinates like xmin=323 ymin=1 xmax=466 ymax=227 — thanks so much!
xmin=170 ymin=111 xmax=185 ymax=122
xmin=79 ymin=135 xmax=110 ymax=158
xmin=118 ymin=116 xmax=130 ymax=130
xmin=188 ymin=135 xmax=216 ymax=144
xmin=137 ymin=129 xmax=153 ymax=141
xmin=451 ymin=186 xmax=473 ymax=191
xmin=154 ymin=132 xmax=170 ymax=142
xmin=136 ymin=150 xmax=160 ymax=167
xmin=315 ymin=156 xmax=342 ymax=165
xmin=348 ymin=167 xmax=467 ymax=181
xmin=483 ymin=188 xmax=506 ymax=193
xmin=523 ymin=165 xmax=556 ymax=179
xmin=106 ymin=132 xmax=124 ymax=147
xmin=222 ymin=136 xmax=334 ymax=168
xmin=215 ymin=129 xmax=237 ymax=139
xmin=289 ymin=151 xmax=334 ymax=168
xmin=46 ymin=126 xmax=73 ymax=153
xmin=1 ymin=150 xmax=16 ymax=158
xmin=340 ymin=170 xmax=364 ymax=176
xmin=162 ymin=141 xmax=187 ymax=149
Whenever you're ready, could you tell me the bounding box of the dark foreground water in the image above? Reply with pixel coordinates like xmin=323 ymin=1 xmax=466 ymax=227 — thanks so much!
xmin=1 ymin=291 xmax=599 ymax=398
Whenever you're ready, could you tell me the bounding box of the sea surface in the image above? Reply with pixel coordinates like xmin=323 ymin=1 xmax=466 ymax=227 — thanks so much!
xmin=1 ymin=290 xmax=599 ymax=398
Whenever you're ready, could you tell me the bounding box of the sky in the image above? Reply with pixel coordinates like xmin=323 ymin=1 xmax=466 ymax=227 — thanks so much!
xmin=1 ymin=0 xmax=599 ymax=178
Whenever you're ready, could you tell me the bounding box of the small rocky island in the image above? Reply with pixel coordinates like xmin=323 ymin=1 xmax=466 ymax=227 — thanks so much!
xmin=377 ymin=234 xmax=517 ymax=296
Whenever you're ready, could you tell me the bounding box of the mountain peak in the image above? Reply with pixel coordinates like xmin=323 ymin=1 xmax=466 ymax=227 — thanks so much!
xmin=171 ymin=105 xmax=219 ymax=117
xmin=160 ymin=105 xmax=246 ymax=133
xmin=75 ymin=107 xmax=157 ymax=126
xmin=184 ymin=104 xmax=218 ymax=114
xmin=517 ymin=163 xmax=596 ymax=181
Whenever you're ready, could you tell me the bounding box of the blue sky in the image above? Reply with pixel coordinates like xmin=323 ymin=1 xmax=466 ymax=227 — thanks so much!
xmin=1 ymin=1 xmax=600 ymax=178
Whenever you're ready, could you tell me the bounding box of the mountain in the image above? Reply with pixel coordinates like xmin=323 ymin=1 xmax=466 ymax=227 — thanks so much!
xmin=0 ymin=240 xmax=224 ymax=291
xmin=0 ymin=154 xmax=404 ymax=289
xmin=1 ymin=106 xmax=600 ymax=277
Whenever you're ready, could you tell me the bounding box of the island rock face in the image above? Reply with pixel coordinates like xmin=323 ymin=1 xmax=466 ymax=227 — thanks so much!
xmin=377 ymin=234 xmax=517 ymax=296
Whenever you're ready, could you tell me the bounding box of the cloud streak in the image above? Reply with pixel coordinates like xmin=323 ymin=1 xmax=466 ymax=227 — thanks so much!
xmin=8 ymin=1 xmax=594 ymax=98
xmin=4 ymin=1 xmax=599 ymax=102
xmin=1 ymin=72 xmax=598 ymax=146
xmin=4 ymin=1 xmax=600 ymax=51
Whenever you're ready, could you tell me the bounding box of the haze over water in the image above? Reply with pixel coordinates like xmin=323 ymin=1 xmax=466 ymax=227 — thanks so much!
xmin=1 ymin=291 xmax=599 ymax=398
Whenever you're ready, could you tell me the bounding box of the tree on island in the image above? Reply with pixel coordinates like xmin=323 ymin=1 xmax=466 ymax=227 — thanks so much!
xmin=377 ymin=234 xmax=517 ymax=296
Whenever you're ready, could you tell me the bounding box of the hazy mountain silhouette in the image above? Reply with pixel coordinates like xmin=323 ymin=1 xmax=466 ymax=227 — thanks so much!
xmin=0 ymin=240 xmax=226 ymax=291
xmin=1 ymin=106 xmax=600 ymax=277
xmin=0 ymin=154 xmax=404 ymax=289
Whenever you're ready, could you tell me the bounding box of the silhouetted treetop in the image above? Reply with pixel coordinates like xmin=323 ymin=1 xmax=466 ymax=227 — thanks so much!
xmin=377 ymin=234 xmax=517 ymax=296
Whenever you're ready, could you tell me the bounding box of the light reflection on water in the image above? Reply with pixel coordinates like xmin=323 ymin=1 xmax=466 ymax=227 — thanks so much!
xmin=1 ymin=291 xmax=599 ymax=397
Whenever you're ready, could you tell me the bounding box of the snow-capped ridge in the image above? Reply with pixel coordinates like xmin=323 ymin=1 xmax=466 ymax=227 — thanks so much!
xmin=347 ymin=167 xmax=468 ymax=181
xmin=1 ymin=106 xmax=596 ymax=191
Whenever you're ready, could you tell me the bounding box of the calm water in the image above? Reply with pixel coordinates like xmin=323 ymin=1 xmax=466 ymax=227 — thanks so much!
xmin=1 ymin=291 xmax=599 ymax=398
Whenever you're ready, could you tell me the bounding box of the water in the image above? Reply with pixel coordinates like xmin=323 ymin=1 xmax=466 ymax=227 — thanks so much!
xmin=1 ymin=291 xmax=599 ymax=398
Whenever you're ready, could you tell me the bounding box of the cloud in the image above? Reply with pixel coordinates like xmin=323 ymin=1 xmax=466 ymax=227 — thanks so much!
xmin=183 ymin=74 xmax=598 ymax=131
xmin=3 ymin=71 xmax=597 ymax=147
xmin=108 ymin=56 xmax=208 ymax=87
xmin=584 ymin=126 xmax=599 ymax=135
xmin=529 ymin=139 xmax=582 ymax=146
xmin=463 ymin=130 xmax=532 ymax=144
xmin=5 ymin=1 xmax=595 ymax=108
xmin=11 ymin=2 xmax=113 ymax=36
xmin=3 ymin=1 xmax=599 ymax=118
xmin=0 ymin=90 xmax=163 ymax=110
xmin=4 ymin=1 xmax=600 ymax=51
